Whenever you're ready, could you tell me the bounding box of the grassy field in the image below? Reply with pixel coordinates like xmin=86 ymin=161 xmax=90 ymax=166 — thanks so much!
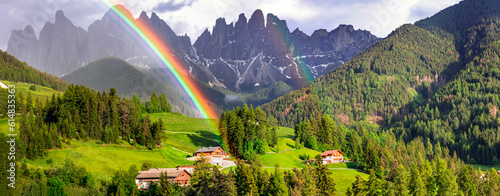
xmin=25 ymin=140 xmax=193 ymax=179
xmin=163 ymin=131 xmax=220 ymax=153
xmin=331 ymin=169 xmax=368 ymax=195
xmin=147 ymin=113 xmax=221 ymax=153
xmin=147 ymin=113 xmax=219 ymax=133
xmin=0 ymin=117 xmax=20 ymax=135
xmin=276 ymin=126 xmax=294 ymax=138
xmin=258 ymin=148 xmax=321 ymax=168
xmin=3 ymin=81 xmax=63 ymax=103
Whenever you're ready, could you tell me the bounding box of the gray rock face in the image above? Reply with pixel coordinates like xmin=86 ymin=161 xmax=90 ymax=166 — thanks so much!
xmin=192 ymin=9 xmax=380 ymax=90
xmin=7 ymin=7 xmax=379 ymax=92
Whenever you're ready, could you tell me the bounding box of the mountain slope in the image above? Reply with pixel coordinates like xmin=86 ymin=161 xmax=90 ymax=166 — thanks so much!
xmin=62 ymin=57 xmax=224 ymax=116
xmin=262 ymin=23 xmax=461 ymax=127
xmin=0 ymin=50 xmax=67 ymax=90
xmin=262 ymin=0 xmax=500 ymax=165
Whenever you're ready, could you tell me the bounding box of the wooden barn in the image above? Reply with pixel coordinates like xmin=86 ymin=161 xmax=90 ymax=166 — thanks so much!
xmin=136 ymin=168 xmax=191 ymax=190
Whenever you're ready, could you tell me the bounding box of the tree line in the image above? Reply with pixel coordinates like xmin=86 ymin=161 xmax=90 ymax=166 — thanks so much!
xmin=17 ymin=84 xmax=172 ymax=159
xmin=0 ymin=50 xmax=67 ymax=91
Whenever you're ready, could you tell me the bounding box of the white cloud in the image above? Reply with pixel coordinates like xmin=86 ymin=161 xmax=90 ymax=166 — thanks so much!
xmin=0 ymin=0 xmax=461 ymax=50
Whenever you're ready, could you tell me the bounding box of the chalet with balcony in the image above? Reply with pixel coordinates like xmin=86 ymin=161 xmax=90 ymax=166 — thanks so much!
xmin=321 ymin=150 xmax=345 ymax=164
xmin=193 ymin=146 xmax=228 ymax=166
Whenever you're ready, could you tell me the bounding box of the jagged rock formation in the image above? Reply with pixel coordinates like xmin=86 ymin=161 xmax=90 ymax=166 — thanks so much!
xmin=192 ymin=9 xmax=379 ymax=90
xmin=8 ymin=7 xmax=379 ymax=92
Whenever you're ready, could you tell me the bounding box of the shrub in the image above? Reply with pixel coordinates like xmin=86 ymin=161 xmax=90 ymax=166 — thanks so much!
xmin=142 ymin=161 xmax=153 ymax=170
xmin=29 ymin=85 xmax=36 ymax=91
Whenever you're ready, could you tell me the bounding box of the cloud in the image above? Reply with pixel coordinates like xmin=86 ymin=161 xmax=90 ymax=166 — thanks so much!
xmin=0 ymin=0 xmax=462 ymax=51
xmin=153 ymin=0 xmax=198 ymax=12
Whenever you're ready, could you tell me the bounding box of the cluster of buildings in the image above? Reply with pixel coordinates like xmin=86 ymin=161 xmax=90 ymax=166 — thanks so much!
xmin=135 ymin=146 xmax=346 ymax=190
xmin=135 ymin=146 xmax=231 ymax=190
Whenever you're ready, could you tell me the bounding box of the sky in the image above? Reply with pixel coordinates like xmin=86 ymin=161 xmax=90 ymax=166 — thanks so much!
xmin=0 ymin=0 xmax=462 ymax=51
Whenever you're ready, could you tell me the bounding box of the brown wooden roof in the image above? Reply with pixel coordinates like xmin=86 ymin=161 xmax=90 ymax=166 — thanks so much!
xmin=136 ymin=169 xmax=192 ymax=179
xmin=321 ymin=150 xmax=344 ymax=157
xmin=194 ymin=146 xmax=222 ymax=153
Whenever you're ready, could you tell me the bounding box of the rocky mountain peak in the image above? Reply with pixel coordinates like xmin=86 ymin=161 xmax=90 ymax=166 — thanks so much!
xmin=55 ymin=10 xmax=69 ymax=24
xmin=311 ymin=29 xmax=329 ymax=37
xmin=139 ymin=11 xmax=149 ymax=20
xmin=237 ymin=13 xmax=247 ymax=24
xmin=150 ymin=12 xmax=161 ymax=21
xmin=248 ymin=9 xmax=265 ymax=35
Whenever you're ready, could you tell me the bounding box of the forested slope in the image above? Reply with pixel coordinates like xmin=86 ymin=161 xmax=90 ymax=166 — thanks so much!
xmin=262 ymin=0 xmax=500 ymax=165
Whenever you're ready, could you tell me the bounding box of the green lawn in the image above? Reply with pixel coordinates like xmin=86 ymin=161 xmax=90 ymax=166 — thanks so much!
xmin=163 ymin=131 xmax=220 ymax=153
xmin=270 ymin=137 xmax=295 ymax=152
xmin=331 ymin=169 xmax=368 ymax=195
xmin=147 ymin=113 xmax=219 ymax=133
xmin=258 ymin=148 xmax=321 ymax=168
xmin=25 ymin=140 xmax=193 ymax=179
xmin=3 ymin=81 xmax=63 ymax=103
xmin=0 ymin=117 xmax=20 ymax=135
xmin=276 ymin=126 xmax=294 ymax=139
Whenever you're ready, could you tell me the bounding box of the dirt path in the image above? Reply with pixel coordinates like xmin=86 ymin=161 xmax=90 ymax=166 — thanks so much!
xmin=164 ymin=131 xmax=201 ymax=134
xmin=169 ymin=146 xmax=192 ymax=155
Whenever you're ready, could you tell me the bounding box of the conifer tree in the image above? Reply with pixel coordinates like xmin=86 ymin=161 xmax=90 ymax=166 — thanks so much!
xmin=269 ymin=165 xmax=289 ymax=196
xmin=409 ymin=165 xmax=427 ymax=196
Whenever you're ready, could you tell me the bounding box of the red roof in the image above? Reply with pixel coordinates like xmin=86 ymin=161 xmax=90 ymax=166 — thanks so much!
xmin=321 ymin=150 xmax=344 ymax=157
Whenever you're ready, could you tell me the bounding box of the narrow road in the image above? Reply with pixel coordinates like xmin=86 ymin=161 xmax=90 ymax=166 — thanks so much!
xmin=164 ymin=131 xmax=201 ymax=134
xmin=261 ymin=166 xmax=357 ymax=170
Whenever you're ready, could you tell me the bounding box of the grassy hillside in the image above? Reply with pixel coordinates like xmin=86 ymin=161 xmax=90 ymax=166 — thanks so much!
xmin=19 ymin=112 xmax=221 ymax=177
xmin=258 ymin=148 xmax=320 ymax=168
xmin=2 ymin=81 xmax=63 ymax=103
xmin=148 ymin=113 xmax=220 ymax=153
xmin=24 ymin=140 xmax=193 ymax=178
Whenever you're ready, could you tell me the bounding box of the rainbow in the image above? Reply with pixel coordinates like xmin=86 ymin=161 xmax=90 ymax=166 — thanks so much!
xmin=98 ymin=0 xmax=218 ymax=120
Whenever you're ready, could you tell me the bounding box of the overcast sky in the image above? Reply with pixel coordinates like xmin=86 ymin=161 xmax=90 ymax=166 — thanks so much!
xmin=0 ymin=0 xmax=461 ymax=51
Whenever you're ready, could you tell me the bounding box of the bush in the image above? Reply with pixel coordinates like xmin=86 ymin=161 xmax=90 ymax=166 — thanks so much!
xmin=299 ymin=154 xmax=310 ymax=161
xmin=29 ymin=85 xmax=36 ymax=91
xmin=142 ymin=161 xmax=153 ymax=171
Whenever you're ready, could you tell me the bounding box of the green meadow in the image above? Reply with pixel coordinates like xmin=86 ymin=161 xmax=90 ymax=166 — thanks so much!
xmin=148 ymin=113 xmax=221 ymax=153
xmin=258 ymin=148 xmax=321 ymax=168
xmin=3 ymin=81 xmax=64 ymax=103
xmin=147 ymin=112 xmax=219 ymax=133
xmin=25 ymin=140 xmax=193 ymax=179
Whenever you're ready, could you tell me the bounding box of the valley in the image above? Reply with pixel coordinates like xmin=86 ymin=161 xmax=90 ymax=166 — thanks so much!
xmin=2 ymin=0 xmax=500 ymax=195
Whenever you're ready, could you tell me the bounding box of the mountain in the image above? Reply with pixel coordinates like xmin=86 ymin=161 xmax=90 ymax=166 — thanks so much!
xmin=62 ymin=57 xmax=224 ymax=116
xmin=192 ymin=10 xmax=379 ymax=91
xmin=7 ymin=6 xmax=198 ymax=78
xmin=262 ymin=0 xmax=500 ymax=164
xmin=7 ymin=7 xmax=378 ymax=94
